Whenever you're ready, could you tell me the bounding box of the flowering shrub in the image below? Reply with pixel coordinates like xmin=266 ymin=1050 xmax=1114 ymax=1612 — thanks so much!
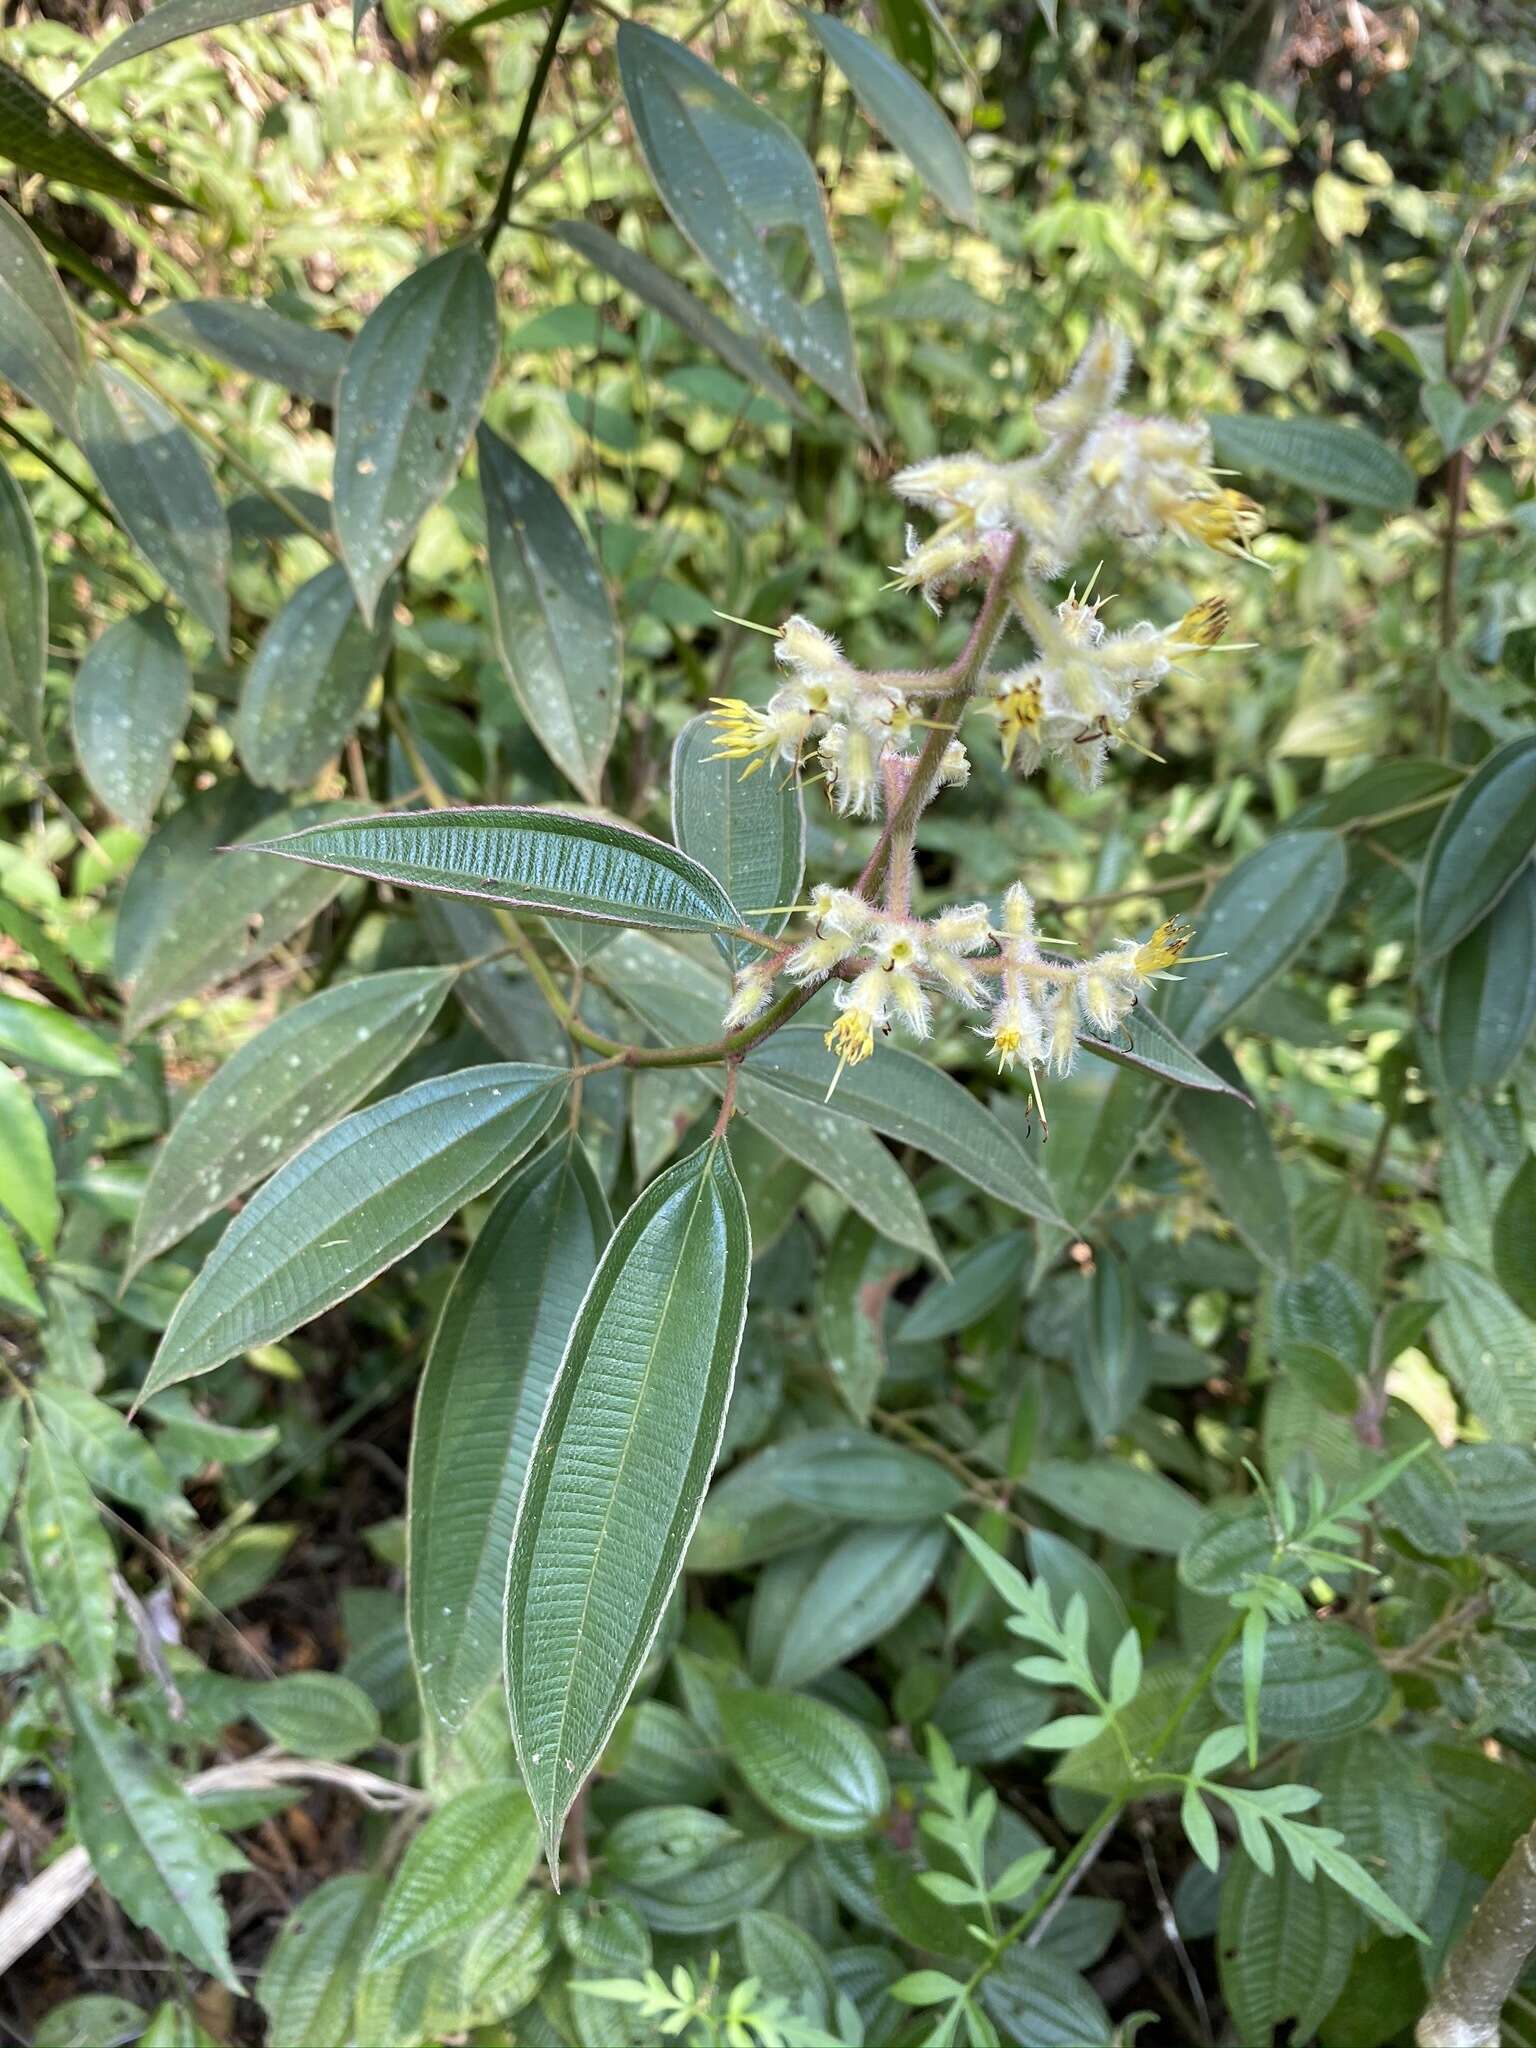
xmin=1 ymin=4 xmax=1535 ymax=2046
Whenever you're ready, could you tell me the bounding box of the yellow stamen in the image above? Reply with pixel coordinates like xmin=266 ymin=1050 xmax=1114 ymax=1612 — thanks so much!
xmin=1134 ymin=918 xmax=1195 ymax=975
xmin=1176 ymin=594 xmax=1229 ymax=647
xmin=1170 ymin=488 xmax=1266 ymax=560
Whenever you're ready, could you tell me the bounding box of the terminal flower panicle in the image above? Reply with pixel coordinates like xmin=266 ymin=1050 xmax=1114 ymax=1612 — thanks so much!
xmin=705 ymin=327 xmax=1254 ymax=1119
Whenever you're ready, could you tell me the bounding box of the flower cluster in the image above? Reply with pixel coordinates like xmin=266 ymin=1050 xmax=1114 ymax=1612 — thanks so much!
xmin=703 ymin=326 xmax=1259 ymax=1111
xmin=708 ymin=324 xmax=1255 ymax=818
xmin=978 ymin=885 xmax=1193 ymax=1081
xmin=710 ymin=618 xmax=967 ymax=817
xmin=893 ymin=325 xmax=1262 ymax=593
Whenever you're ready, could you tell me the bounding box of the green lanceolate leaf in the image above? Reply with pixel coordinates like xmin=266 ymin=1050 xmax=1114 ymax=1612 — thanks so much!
xmin=127 ymin=966 xmax=455 ymax=1279
xmin=1438 ymin=864 xmax=1536 ymax=1091
xmin=817 ymin=1214 xmax=909 ymax=1423
xmin=1080 ymin=1004 xmax=1249 ymax=1098
xmin=71 ymin=605 xmax=191 ymax=830
xmin=408 ymin=1136 xmax=610 ymax=1735
xmin=1214 ymin=1620 xmax=1389 ymax=1739
xmin=0 ymin=1224 xmax=42 ymax=1316
xmin=1493 ymin=1156 xmax=1536 ymax=1321
xmin=369 ymin=1784 xmax=539 ymax=1967
xmin=235 ymin=563 xmax=394 ymax=790
xmin=1164 ymin=829 xmax=1348 ymax=1049
xmin=257 ymin=1875 xmax=382 ymax=2048
xmin=899 ymin=1230 xmax=1027 ymax=1343
xmin=1068 ymin=832 xmax=1345 ymax=1221
xmin=71 ymin=0 xmax=309 ymax=87
xmin=1428 ymin=1256 xmax=1536 ymax=1441
xmin=1419 ymin=737 xmax=1536 ymax=962
xmin=767 ymin=1522 xmax=945 ymax=1687
xmin=616 ymin=22 xmax=871 ymax=434
xmin=504 ymin=1138 xmax=750 ymax=1870
xmin=766 ymin=1430 xmax=968 ymax=1521
xmin=119 ymin=795 xmax=357 ymax=1037
xmin=746 ymin=1027 xmax=1061 ymax=1224
xmin=548 ymin=220 xmax=807 ymax=417
xmin=1174 ymin=1047 xmax=1293 ymax=1270
xmin=718 ymin=1685 xmax=889 ymax=1837
xmin=0 ymin=195 xmax=82 ymax=433
xmin=0 ymin=457 xmax=46 ymax=754
xmin=68 ymin=1690 xmax=241 ymax=1989
xmin=0 ymin=1063 xmax=58 ymax=1251
xmin=1208 ymin=411 xmax=1415 ymax=511
xmin=0 ymin=993 xmax=117 ymax=1077
xmin=334 ymin=245 xmax=497 ymax=624
xmin=36 ymin=1382 xmax=190 ymax=1529
xmin=1217 ymin=1847 xmax=1360 ymax=2045
xmin=671 ymin=712 xmax=805 ymax=972
xmin=146 ymin=299 xmax=348 ymax=406
xmin=242 ymin=805 xmax=746 ymax=936
xmin=21 ymin=1432 xmax=117 ymax=1699
xmin=247 ymin=1672 xmax=381 ymax=1760
xmin=78 ymin=365 xmax=231 ymax=654
xmin=806 ymin=14 xmax=978 ymax=229
xmin=1021 ymin=1458 xmax=1200 ymax=1554
xmin=140 ymin=1064 xmax=567 ymax=1399
xmin=0 ymin=57 xmax=191 ymax=210
xmin=478 ymin=426 xmax=621 ymax=806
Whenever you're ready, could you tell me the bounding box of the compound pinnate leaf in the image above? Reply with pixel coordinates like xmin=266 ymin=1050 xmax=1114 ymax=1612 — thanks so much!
xmin=616 ymin=22 xmax=871 ymax=434
xmin=1418 ymin=736 xmax=1536 ymax=962
xmin=505 ymin=1139 xmax=750 ymax=1870
xmin=806 ymin=14 xmax=978 ymax=229
xmin=334 ymin=245 xmax=497 ymax=624
xmin=671 ymin=712 xmax=805 ymax=972
xmin=71 ymin=605 xmax=191 ymax=830
xmin=1208 ymin=411 xmax=1415 ymax=511
xmin=140 ymin=1064 xmax=567 ymax=1400
xmin=147 ymin=299 xmax=348 ymax=406
xmin=0 ymin=57 xmax=191 ymax=210
xmin=0 ymin=457 xmax=47 ymax=754
xmin=235 ymin=563 xmax=394 ymax=790
xmin=0 ymin=195 xmax=82 ymax=434
xmin=21 ymin=1432 xmax=117 ymax=1700
xmin=78 ymin=365 xmax=231 ymax=655
xmin=243 ymin=805 xmax=745 ymax=935
xmin=369 ymin=1785 xmax=539 ymax=1967
xmin=718 ymin=1685 xmax=889 ymax=1838
xmin=128 ymin=966 xmax=455 ymax=1280
xmin=409 ymin=1137 xmax=610 ymax=1735
xmin=479 ymin=426 xmax=621 ymax=806
xmin=67 ymin=1690 xmax=242 ymax=1991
